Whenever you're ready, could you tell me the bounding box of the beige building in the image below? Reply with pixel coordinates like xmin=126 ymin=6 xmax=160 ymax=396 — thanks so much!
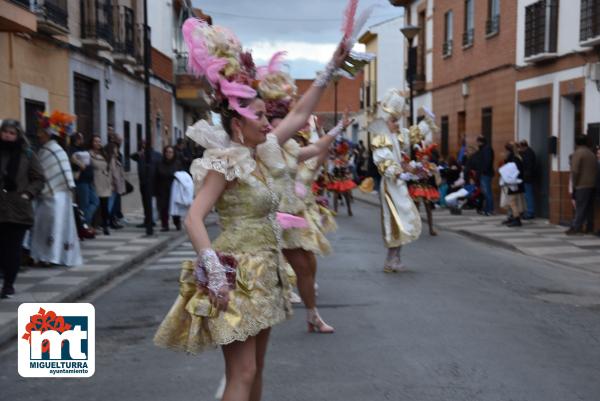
xmin=0 ymin=0 xmax=71 ymax=143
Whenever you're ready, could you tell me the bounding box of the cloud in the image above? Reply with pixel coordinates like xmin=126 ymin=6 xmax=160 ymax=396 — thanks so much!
xmin=190 ymin=0 xmax=402 ymax=78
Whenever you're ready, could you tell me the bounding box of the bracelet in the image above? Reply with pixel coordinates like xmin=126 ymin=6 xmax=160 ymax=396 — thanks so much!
xmin=313 ymin=59 xmax=336 ymax=88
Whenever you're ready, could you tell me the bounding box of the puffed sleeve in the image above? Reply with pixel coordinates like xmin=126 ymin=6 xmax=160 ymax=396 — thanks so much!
xmin=371 ymin=135 xmax=402 ymax=179
xmin=189 ymin=147 xmax=256 ymax=189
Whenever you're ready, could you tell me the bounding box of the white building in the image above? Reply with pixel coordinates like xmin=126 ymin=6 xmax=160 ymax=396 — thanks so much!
xmin=515 ymin=0 xmax=600 ymax=223
xmin=358 ymin=16 xmax=407 ymax=142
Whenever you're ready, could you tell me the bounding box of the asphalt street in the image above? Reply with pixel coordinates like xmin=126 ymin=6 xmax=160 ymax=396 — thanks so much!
xmin=2 ymin=200 xmax=600 ymax=401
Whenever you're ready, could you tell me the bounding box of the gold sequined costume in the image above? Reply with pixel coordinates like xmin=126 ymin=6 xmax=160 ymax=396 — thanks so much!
xmin=154 ymin=132 xmax=295 ymax=354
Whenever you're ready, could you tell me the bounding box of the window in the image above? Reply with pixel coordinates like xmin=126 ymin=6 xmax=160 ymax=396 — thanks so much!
xmin=580 ymin=0 xmax=600 ymax=44
xmin=486 ymin=0 xmax=501 ymax=36
xmin=417 ymin=11 xmax=426 ymax=82
xmin=524 ymin=0 xmax=559 ymax=59
xmin=441 ymin=116 xmax=449 ymax=157
xmin=463 ymin=0 xmax=474 ymax=47
xmin=25 ymin=99 xmax=46 ymax=150
xmin=482 ymin=107 xmax=493 ymax=145
xmin=443 ymin=11 xmax=453 ymax=57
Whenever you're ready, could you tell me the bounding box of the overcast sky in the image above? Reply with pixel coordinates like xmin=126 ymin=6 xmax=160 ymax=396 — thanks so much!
xmin=191 ymin=0 xmax=404 ymax=78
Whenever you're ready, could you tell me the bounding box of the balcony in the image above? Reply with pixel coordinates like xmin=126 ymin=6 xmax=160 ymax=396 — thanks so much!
xmin=524 ymin=0 xmax=558 ymax=63
xmin=132 ymin=23 xmax=148 ymax=74
xmin=580 ymin=0 xmax=600 ymax=47
xmin=442 ymin=40 xmax=453 ymax=58
xmin=81 ymin=0 xmax=114 ymax=52
xmin=413 ymin=73 xmax=426 ymax=91
xmin=113 ymin=6 xmax=136 ymax=65
xmin=462 ymin=28 xmax=474 ymax=48
xmin=486 ymin=14 xmax=500 ymax=37
xmin=388 ymin=0 xmax=412 ymax=6
xmin=35 ymin=0 xmax=68 ymax=36
xmin=0 ymin=0 xmax=37 ymax=33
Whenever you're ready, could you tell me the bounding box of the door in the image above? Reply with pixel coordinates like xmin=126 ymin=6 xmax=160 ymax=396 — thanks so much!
xmin=529 ymin=101 xmax=551 ymax=218
xmin=24 ymin=99 xmax=45 ymax=150
xmin=74 ymin=74 xmax=97 ymax=145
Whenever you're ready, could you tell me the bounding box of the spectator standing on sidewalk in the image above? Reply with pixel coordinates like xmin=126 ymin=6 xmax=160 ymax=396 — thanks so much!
xmin=89 ymin=135 xmax=112 ymax=235
xmin=131 ymin=141 xmax=161 ymax=228
xmin=0 ymin=120 xmax=44 ymax=298
xmin=476 ymin=136 xmax=495 ymax=215
xmin=70 ymin=132 xmax=99 ymax=231
xmin=519 ymin=140 xmax=536 ymax=219
xmin=107 ymin=142 xmax=126 ymax=229
xmin=566 ymin=135 xmax=597 ymax=235
xmin=29 ymin=112 xmax=82 ymax=266
xmin=174 ymin=138 xmax=193 ymax=172
xmin=499 ymin=142 xmax=525 ymax=227
xmin=155 ymin=146 xmax=183 ymax=231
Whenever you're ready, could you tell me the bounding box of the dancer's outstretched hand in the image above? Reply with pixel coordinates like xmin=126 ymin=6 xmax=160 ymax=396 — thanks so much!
xmin=332 ymin=41 xmax=351 ymax=70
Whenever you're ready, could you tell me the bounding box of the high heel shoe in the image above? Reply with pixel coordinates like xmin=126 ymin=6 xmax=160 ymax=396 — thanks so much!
xmin=307 ymin=315 xmax=335 ymax=334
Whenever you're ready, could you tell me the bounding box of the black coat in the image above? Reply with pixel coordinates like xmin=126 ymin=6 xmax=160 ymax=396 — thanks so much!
xmin=520 ymin=147 xmax=536 ymax=183
xmin=155 ymin=158 xmax=183 ymax=209
xmin=478 ymin=145 xmax=495 ymax=177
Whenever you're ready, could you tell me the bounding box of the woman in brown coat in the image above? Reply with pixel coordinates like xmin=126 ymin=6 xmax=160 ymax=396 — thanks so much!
xmin=90 ymin=135 xmax=112 ymax=235
xmin=0 ymin=120 xmax=45 ymax=298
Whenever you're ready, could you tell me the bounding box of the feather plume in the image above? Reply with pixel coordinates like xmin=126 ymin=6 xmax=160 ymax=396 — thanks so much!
xmin=229 ymin=97 xmax=258 ymax=120
xmin=349 ymin=5 xmax=376 ymax=45
xmin=341 ymin=0 xmax=359 ymax=40
xmin=219 ymin=77 xmax=257 ymax=99
xmin=205 ymin=57 xmax=229 ymax=84
xmin=268 ymin=51 xmax=287 ymax=73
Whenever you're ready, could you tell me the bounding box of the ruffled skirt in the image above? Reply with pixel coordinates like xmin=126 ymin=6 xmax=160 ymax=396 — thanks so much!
xmin=154 ymin=250 xmax=295 ymax=354
xmin=327 ymin=179 xmax=357 ymax=193
xmin=408 ymin=183 xmax=440 ymax=202
xmin=281 ymin=204 xmax=332 ymax=255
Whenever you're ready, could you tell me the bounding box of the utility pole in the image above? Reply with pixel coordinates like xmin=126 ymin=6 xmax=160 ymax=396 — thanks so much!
xmin=143 ymin=0 xmax=153 ymax=236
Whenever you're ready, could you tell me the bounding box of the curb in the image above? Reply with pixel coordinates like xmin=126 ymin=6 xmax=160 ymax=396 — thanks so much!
xmin=353 ymin=196 xmax=600 ymax=276
xmin=0 ymin=216 xmax=220 ymax=348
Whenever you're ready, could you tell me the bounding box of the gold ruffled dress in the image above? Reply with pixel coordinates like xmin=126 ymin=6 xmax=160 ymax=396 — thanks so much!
xmin=154 ymin=134 xmax=295 ymax=354
xmin=257 ymin=139 xmax=331 ymax=254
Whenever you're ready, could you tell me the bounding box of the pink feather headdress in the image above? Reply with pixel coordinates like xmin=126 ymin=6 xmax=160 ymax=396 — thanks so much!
xmin=256 ymin=51 xmax=297 ymax=120
xmin=182 ymin=18 xmax=258 ymax=120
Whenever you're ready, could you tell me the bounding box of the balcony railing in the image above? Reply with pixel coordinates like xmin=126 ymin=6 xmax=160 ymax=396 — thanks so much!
xmin=175 ymin=52 xmax=189 ymax=75
xmin=524 ymin=0 xmax=558 ymax=60
xmin=113 ymin=6 xmax=136 ymax=62
xmin=81 ymin=0 xmax=114 ymax=50
xmin=486 ymin=14 xmax=500 ymax=36
xmin=462 ymin=28 xmax=474 ymax=47
xmin=580 ymin=0 xmax=600 ymax=45
xmin=443 ymin=40 xmax=453 ymax=57
xmin=35 ymin=0 xmax=69 ymax=35
xmin=11 ymin=0 xmax=32 ymax=9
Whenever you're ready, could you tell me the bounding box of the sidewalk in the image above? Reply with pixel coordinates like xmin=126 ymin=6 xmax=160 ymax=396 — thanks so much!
xmin=353 ymin=190 xmax=600 ymax=275
xmin=0 ymin=209 xmax=216 ymax=346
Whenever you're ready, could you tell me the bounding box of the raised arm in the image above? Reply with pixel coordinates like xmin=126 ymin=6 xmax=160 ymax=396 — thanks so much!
xmin=297 ymin=112 xmax=354 ymax=163
xmin=271 ymin=43 xmax=349 ymax=146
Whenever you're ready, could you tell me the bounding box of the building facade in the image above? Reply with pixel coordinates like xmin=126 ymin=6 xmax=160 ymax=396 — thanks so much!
xmin=1 ymin=0 xmax=71 ymax=145
xmin=515 ymin=0 xmax=600 ymax=224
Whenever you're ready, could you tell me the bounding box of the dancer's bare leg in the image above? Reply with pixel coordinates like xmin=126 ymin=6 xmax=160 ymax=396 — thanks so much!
xmin=283 ymin=248 xmax=334 ymax=333
xmin=425 ymin=201 xmax=437 ymax=236
xmin=222 ymin=336 xmax=258 ymax=401
xmin=249 ymin=328 xmax=271 ymax=401
xmin=344 ymin=192 xmax=353 ymax=216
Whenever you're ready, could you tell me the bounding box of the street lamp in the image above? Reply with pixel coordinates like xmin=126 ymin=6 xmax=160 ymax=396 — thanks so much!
xmin=400 ymin=25 xmax=421 ymax=126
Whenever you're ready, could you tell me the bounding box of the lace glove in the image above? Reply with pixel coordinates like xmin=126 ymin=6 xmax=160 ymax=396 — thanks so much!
xmin=326 ymin=119 xmax=345 ymax=137
xmin=197 ymin=249 xmax=229 ymax=296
